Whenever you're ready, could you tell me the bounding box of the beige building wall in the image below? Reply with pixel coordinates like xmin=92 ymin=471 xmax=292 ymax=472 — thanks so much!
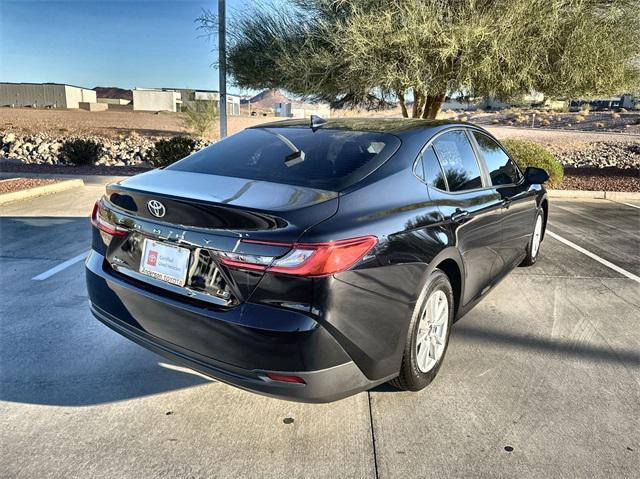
xmin=133 ymin=89 xmax=181 ymax=112
xmin=64 ymin=86 xmax=97 ymax=108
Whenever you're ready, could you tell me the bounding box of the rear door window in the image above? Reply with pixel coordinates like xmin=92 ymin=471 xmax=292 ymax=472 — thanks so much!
xmin=168 ymin=127 xmax=401 ymax=191
xmin=472 ymin=131 xmax=522 ymax=186
xmin=431 ymin=130 xmax=483 ymax=192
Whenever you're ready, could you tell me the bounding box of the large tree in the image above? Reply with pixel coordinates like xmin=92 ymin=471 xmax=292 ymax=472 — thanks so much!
xmin=200 ymin=0 xmax=640 ymax=118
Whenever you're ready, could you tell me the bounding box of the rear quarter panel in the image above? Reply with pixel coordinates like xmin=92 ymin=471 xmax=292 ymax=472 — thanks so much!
xmin=301 ymin=157 xmax=460 ymax=380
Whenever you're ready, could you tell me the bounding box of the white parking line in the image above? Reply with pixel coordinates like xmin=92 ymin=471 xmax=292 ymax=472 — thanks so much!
xmin=546 ymin=231 xmax=640 ymax=283
xmin=31 ymin=252 xmax=87 ymax=281
xmin=614 ymin=201 xmax=640 ymax=210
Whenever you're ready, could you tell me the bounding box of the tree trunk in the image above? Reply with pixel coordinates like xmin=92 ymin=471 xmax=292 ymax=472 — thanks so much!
xmin=422 ymin=92 xmax=446 ymax=119
xmin=398 ymin=91 xmax=408 ymax=118
xmin=431 ymin=93 xmax=445 ymax=119
xmin=411 ymin=90 xmax=421 ymax=118
xmin=421 ymin=95 xmax=435 ymax=119
xmin=416 ymin=94 xmax=426 ymax=118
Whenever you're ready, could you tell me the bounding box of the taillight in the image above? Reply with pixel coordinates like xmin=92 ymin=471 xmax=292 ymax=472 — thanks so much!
xmin=91 ymin=201 xmax=127 ymax=236
xmin=219 ymin=236 xmax=377 ymax=277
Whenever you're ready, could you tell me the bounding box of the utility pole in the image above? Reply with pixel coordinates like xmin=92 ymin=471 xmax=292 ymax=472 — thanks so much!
xmin=218 ymin=0 xmax=227 ymax=138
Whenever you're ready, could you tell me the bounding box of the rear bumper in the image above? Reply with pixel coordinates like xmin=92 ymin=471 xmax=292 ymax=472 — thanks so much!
xmin=86 ymin=250 xmax=385 ymax=402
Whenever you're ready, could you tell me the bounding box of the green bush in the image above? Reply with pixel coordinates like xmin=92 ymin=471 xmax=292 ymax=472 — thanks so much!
xmin=182 ymin=100 xmax=218 ymax=138
xmin=61 ymin=138 xmax=102 ymax=166
xmin=151 ymin=136 xmax=196 ymax=167
xmin=501 ymin=139 xmax=564 ymax=187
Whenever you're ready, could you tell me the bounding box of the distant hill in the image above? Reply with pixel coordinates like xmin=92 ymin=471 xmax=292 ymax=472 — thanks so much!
xmin=94 ymin=87 xmax=133 ymax=101
xmin=243 ymin=89 xmax=291 ymax=109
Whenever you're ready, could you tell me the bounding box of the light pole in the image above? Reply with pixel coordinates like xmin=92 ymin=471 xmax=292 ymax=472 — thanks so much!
xmin=218 ymin=0 xmax=227 ymax=138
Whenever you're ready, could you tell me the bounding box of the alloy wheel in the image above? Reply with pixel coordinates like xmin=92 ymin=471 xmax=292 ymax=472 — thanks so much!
xmin=415 ymin=289 xmax=449 ymax=373
xmin=532 ymin=214 xmax=543 ymax=258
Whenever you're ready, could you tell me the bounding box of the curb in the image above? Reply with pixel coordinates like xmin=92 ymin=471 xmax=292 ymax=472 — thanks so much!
xmin=548 ymin=189 xmax=640 ymax=200
xmin=0 ymin=179 xmax=85 ymax=206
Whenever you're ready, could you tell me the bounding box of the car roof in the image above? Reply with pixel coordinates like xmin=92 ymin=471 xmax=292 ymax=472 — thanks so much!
xmin=249 ymin=118 xmax=468 ymax=136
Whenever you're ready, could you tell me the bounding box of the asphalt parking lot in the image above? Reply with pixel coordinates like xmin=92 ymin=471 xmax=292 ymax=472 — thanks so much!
xmin=1 ymin=183 xmax=638 ymax=478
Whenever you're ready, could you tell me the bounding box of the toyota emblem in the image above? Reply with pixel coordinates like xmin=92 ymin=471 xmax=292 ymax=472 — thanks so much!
xmin=147 ymin=200 xmax=166 ymax=218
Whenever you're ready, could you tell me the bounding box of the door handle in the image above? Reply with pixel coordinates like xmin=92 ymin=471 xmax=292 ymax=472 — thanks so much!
xmin=451 ymin=209 xmax=470 ymax=224
xmin=501 ymin=198 xmax=512 ymax=209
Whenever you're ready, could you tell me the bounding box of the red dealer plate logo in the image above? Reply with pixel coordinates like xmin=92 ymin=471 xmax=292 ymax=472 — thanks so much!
xmin=147 ymin=250 xmax=158 ymax=266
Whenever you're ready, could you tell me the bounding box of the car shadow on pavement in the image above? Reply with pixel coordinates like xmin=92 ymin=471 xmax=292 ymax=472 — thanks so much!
xmin=1 ymin=216 xmax=213 ymax=407
xmin=0 ymin=327 xmax=213 ymax=407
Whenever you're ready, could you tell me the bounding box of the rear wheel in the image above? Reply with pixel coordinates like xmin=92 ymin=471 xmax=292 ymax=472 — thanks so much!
xmin=390 ymin=269 xmax=454 ymax=391
xmin=520 ymin=209 xmax=544 ymax=267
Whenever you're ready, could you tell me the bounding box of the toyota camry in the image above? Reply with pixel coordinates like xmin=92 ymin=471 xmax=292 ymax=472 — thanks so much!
xmin=86 ymin=117 xmax=549 ymax=402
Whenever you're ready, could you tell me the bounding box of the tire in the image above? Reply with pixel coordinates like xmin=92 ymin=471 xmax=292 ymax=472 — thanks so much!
xmin=520 ymin=208 xmax=544 ymax=267
xmin=390 ymin=269 xmax=454 ymax=392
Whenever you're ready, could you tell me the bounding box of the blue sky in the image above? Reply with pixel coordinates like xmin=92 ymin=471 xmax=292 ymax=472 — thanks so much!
xmin=0 ymin=0 xmax=256 ymax=94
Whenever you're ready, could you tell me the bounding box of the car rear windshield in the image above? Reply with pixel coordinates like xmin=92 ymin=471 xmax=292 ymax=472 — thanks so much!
xmin=167 ymin=127 xmax=401 ymax=191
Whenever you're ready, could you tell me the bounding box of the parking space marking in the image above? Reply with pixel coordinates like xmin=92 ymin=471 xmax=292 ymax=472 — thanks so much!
xmin=612 ymin=200 xmax=640 ymax=210
xmin=547 ymin=231 xmax=640 ymax=283
xmin=31 ymin=252 xmax=87 ymax=281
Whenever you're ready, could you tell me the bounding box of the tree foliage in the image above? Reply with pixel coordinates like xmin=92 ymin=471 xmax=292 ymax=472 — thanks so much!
xmin=199 ymin=0 xmax=640 ymax=118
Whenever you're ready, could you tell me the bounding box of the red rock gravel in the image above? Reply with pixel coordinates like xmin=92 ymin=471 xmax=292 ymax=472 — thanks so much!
xmin=0 ymin=178 xmax=60 ymax=194
xmin=0 ymin=162 xmax=152 ymax=176
xmin=558 ymin=167 xmax=639 ymax=192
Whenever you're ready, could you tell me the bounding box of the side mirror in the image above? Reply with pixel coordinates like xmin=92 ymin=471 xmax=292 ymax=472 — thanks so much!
xmin=523 ymin=166 xmax=549 ymax=185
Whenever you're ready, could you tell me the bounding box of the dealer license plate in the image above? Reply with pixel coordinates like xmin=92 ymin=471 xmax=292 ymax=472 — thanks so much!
xmin=139 ymin=239 xmax=190 ymax=287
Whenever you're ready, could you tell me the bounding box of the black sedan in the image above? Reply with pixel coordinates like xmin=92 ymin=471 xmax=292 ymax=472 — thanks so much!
xmin=86 ymin=118 xmax=549 ymax=402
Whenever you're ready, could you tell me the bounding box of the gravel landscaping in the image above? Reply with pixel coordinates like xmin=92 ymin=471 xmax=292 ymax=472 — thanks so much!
xmin=559 ymin=167 xmax=640 ymax=192
xmin=0 ymin=177 xmax=60 ymax=194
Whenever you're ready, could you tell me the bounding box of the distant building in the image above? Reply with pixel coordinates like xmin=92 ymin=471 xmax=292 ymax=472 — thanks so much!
xmin=132 ymin=88 xmax=182 ymax=112
xmin=274 ymin=102 xmax=331 ymax=118
xmin=175 ymin=89 xmax=241 ymax=115
xmin=0 ymin=82 xmax=96 ymax=108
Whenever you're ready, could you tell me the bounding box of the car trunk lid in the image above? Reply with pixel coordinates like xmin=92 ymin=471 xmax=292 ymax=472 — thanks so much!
xmin=99 ymin=169 xmax=339 ymax=305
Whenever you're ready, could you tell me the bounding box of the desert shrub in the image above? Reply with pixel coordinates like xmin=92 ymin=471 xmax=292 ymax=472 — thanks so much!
xmin=574 ymin=114 xmax=585 ymax=122
xmin=61 ymin=138 xmax=102 ymax=165
xmin=151 ymin=136 xmax=196 ymax=167
xmin=182 ymin=100 xmax=218 ymax=138
xmin=501 ymin=139 xmax=564 ymax=187
xmin=541 ymin=119 xmax=551 ymax=126
xmin=611 ymin=112 xmax=620 ymax=119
